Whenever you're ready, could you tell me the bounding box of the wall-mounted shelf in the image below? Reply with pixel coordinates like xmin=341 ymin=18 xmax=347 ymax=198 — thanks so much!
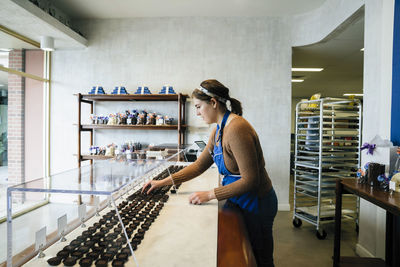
xmin=80 ymin=124 xmax=188 ymax=130
xmin=76 ymin=93 xmax=188 ymax=167
xmin=81 ymin=94 xmax=187 ymax=102
xmin=80 ymin=155 xmax=114 ymax=160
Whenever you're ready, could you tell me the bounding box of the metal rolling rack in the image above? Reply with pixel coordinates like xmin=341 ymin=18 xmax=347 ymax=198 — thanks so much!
xmin=292 ymin=98 xmax=362 ymax=239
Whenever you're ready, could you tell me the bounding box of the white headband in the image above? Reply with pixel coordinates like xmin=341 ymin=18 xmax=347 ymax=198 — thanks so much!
xmin=198 ymin=86 xmax=228 ymax=103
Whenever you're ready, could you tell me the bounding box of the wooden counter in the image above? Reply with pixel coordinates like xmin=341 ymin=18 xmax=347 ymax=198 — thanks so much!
xmin=334 ymin=179 xmax=400 ymax=267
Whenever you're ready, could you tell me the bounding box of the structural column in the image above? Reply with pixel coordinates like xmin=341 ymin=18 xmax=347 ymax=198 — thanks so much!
xmin=7 ymin=49 xmax=25 ymax=185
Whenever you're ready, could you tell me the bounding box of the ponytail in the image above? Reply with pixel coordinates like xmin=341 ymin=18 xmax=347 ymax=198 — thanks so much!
xmin=229 ymin=97 xmax=243 ymax=116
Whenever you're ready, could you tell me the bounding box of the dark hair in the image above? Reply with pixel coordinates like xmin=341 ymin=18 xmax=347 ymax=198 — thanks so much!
xmin=191 ymin=79 xmax=243 ymax=116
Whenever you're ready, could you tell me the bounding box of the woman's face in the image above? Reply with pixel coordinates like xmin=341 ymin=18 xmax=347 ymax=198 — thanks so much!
xmin=193 ymin=97 xmax=217 ymax=124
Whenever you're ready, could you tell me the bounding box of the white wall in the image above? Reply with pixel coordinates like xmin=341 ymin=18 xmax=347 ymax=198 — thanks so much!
xmin=51 ymin=17 xmax=292 ymax=210
xmin=357 ymin=0 xmax=395 ymax=259
xmin=291 ymin=0 xmax=365 ymax=47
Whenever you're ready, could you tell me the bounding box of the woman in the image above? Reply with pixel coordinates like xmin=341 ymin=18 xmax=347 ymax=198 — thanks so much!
xmin=142 ymin=79 xmax=277 ymax=267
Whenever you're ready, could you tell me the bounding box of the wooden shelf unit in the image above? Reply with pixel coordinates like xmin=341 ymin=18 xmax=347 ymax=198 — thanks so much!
xmin=76 ymin=93 xmax=188 ymax=167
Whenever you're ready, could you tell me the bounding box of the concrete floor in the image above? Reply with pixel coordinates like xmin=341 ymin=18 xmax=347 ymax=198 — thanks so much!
xmin=272 ymin=176 xmax=358 ymax=266
xmin=274 ymin=211 xmax=358 ymax=267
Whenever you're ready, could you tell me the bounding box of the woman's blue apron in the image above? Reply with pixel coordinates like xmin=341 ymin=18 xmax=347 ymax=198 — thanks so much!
xmin=212 ymin=111 xmax=259 ymax=213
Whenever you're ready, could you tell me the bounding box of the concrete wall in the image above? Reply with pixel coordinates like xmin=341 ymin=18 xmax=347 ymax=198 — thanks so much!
xmin=51 ymin=17 xmax=292 ymax=210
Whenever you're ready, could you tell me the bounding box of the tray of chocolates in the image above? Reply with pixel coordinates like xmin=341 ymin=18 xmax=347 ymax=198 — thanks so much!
xmin=42 ymin=164 xmax=185 ymax=266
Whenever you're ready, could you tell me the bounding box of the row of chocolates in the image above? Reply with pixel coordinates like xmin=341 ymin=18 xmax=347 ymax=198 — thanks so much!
xmin=90 ymin=110 xmax=174 ymax=126
xmin=46 ymin=165 xmax=183 ymax=266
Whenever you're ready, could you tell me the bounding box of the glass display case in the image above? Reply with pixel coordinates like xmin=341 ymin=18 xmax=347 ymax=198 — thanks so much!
xmin=6 ymin=146 xmax=190 ymax=267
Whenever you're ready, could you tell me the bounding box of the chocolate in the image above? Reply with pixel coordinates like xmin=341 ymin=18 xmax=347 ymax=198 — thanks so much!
xmin=100 ymin=227 xmax=109 ymax=234
xmin=84 ymin=240 xmax=95 ymax=248
xmin=121 ymin=247 xmax=132 ymax=255
xmin=106 ymin=247 xmax=119 ymax=255
xmin=112 ymin=259 xmax=125 ymax=266
xmin=132 ymin=237 xmax=141 ymax=245
xmin=134 ymin=233 xmax=144 ymax=240
xmin=87 ymin=251 xmax=100 ymax=260
xmin=88 ymin=226 xmax=97 ymax=233
xmin=47 ymin=256 xmax=62 ymax=266
xmin=99 ymin=218 xmax=107 ymax=224
xmin=76 ymin=235 xmax=87 ymax=241
xmin=79 ymin=257 xmax=93 ymax=267
xmin=82 ymin=230 xmax=92 ymax=238
xmin=92 ymin=246 xmax=104 ymax=253
xmin=137 ymin=229 xmax=145 ymax=235
xmin=71 ymin=251 xmax=84 ymax=259
xmin=98 ymin=241 xmax=109 ymax=248
xmin=116 ymin=253 xmax=129 ymax=261
xmin=70 ymin=240 xmax=81 ymax=247
xmin=78 ymin=246 xmax=90 ymax=253
xmin=105 ymin=235 xmax=114 ymax=242
xmin=90 ymin=235 xmax=101 ymax=243
xmin=63 ymin=245 xmax=75 ymax=252
xmin=95 ymin=259 xmax=108 ymax=267
xmin=94 ymin=232 xmax=105 ymax=238
xmin=56 ymin=250 xmax=69 ymax=259
xmin=101 ymin=252 xmax=114 ymax=261
xmin=63 ymin=256 xmax=78 ymax=266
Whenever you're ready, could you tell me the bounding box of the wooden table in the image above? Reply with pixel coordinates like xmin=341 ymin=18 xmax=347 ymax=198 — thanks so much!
xmin=334 ymin=179 xmax=400 ymax=267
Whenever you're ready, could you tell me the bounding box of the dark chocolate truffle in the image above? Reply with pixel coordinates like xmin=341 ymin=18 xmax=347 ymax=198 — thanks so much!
xmin=98 ymin=241 xmax=109 ymax=248
xmin=63 ymin=245 xmax=75 ymax=252
xmin=92 ymin=246 xmax=104 ymax=253
xmin=56 ymin=250 xmax=69 ymax=259
xmin=79 ymin=257 xmax=93 ymax=267
xmin=47 ymin=256 xmax=62 ymax=266
xmin=95 ymin=258 xmax=108 ymax=267
xmin=105 ymin=235 xmax=114 ymax=242
xmin=112 ymin=259 xmax=125 ymax=266
xmin=116 ymin=253 xmax=129 ymax=262
xmin=121 ymin=247 xmax=132 ymax=255
xmin=76 ymin=235 xmax=87 ymax=241
xmin=69 ymin=240 xmax=81 ymax=247
xmin=84 ymin=240 xmax=95 ymax=248
xmin=78 ymin=245 xmax=90 ymax=253
xmin=87 ymin=251 xmax=100 ymax=260
xmin=71 ymin=250 xmax=84 ymax=259
xmin=90 ymin=235 xmax=101 ymax=243
xmin=106 ymin=247 xmax=119 ymax=255
xmin=63 ymin=256 xmax=78 ymax=266
xmin=101 ymin=252 xmax=114 ymax=261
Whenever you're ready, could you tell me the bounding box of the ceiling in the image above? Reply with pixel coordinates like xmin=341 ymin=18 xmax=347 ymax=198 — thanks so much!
xmin=292 ymin=14 xmax=364 ymax=98
xmin=52 ymin=0 xmax=327 ymax=19
xmin=0 ymin=0 xmax=364 ymax=98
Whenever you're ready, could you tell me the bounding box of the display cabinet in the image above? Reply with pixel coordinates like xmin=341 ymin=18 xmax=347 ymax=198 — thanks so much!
xmin=76 ymin=93 xmax=189 ymax=166
xmin=6 ymin=148 xmax=190 ymax=267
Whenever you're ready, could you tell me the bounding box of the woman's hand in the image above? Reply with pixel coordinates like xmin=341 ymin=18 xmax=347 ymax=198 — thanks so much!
xmin=189 ymin=189 xmax=216 ymax=205
xmin=142 ymin=176 xmax=173 ymax=194
xmin=142 ymin=179 xmax=162 ymax=194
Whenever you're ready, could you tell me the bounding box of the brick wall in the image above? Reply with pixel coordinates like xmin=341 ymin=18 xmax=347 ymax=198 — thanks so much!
xmin=7 ymin=50 xmax=25 ymax=185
